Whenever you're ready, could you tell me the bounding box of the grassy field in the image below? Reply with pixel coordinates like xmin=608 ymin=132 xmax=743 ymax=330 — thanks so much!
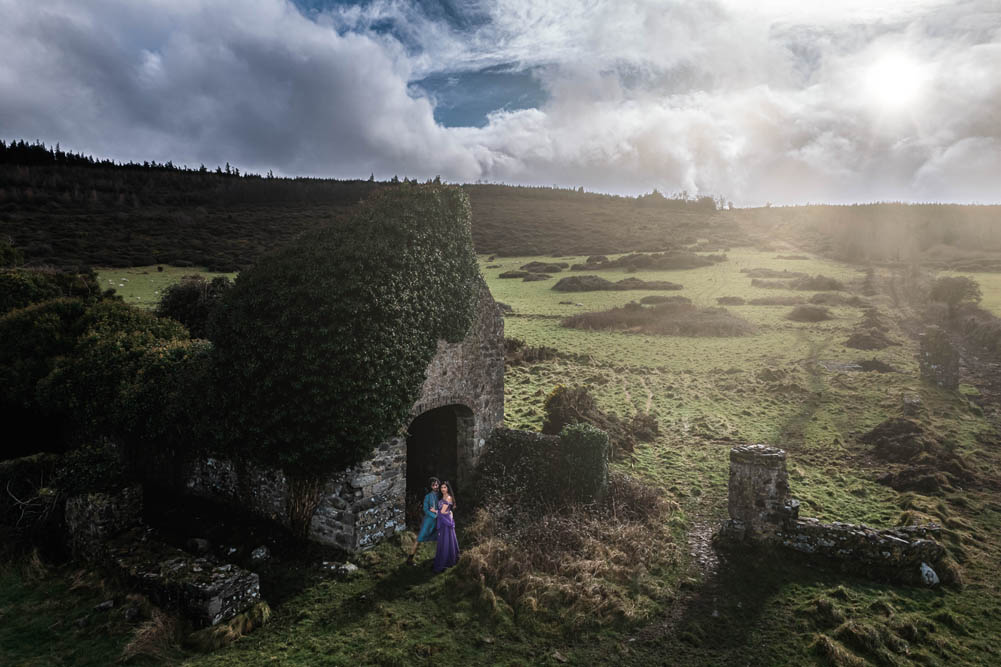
xmin=96 ymin=266 xmax=237 ymax=310
xmin=4 ymin=250 xmax=1001 ymax=665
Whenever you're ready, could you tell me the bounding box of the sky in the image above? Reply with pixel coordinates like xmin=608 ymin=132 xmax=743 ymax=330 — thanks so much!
xmin=0 ymin=0 xmax=999 ymax=205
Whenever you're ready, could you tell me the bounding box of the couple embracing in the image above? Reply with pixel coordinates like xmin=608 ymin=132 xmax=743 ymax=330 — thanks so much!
xmin=406 ymin=477 xmax=459 ymax=572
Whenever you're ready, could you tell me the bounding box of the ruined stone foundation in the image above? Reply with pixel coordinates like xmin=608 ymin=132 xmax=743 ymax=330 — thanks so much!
xmin=720 ymin=444 xmax=947 ymax=586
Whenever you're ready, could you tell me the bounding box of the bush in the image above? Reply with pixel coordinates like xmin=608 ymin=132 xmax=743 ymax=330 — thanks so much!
xmin=787 ymin=305 xmax=834 ymax=322
xmin=930 ymin=276 xmax=981 ymax=317
xmin=542 ymin=385 xmax=597 ymax=436
xmin=116 ymin=339 xmax=215 ymax=454
xmin=472 ymin=429 xmax=562 ymax=505
xmin=0 ymin=267 xmax=106 ymax=316
xmin=156 ymin=275 xmax=232 ymax=338
xmin=473 ymin=425 xmax=608 ymax=509
xmin=209 ymin=184 xmax=480 ymax=484
xmin=37 ymin=301 xmax=189 ymax=441
xmin=558 ymin=423 xmax=609 ymax=503
xmin=0 ymin=298 xmax=88 ymax=410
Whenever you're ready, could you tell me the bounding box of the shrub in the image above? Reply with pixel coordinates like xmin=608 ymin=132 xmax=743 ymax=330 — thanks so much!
xmin=558 ymin=423 xmax=609 ymax=503
xmin=208 ymin=184 xmax=481 ymax=508
xmin=472 ymin=429 xmax=562 ymax=505
xmin=37 ymin=301 xmax=189 ymax=441
xmin=156 ymin=275 xmax=232 ymax=338
xmin=0 ymin=298 xmax=88 ymax=410
xmin=542 ymin=385 xmax=597 ymax=436
xmin=929 ymin=276 xmax=981 ymax=317
xmin=116 ymin=339 xmax=216 ymax=454
xmin=787 ymin=305 xmax=834 ymax=322
xmin=0 ymin=267 xmax=106 ymax=316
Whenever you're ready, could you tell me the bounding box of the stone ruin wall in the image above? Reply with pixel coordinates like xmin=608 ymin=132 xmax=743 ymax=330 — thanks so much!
xmin=721 ymin=444 xmax=946 ymax=585
xmin=64 ymin=485 xmax=261 ymax=628
xmin=182 ymin=282 xmax=505 ymax=551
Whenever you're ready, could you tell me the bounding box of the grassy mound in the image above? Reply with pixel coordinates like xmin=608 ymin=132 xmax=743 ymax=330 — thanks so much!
xmin=787 ymin=305 xmax=834 ymax=322
xmin=552 ymin=275 xmax=683 ymax=292
xmin=562 ymin=301 xmax=754 ymax=337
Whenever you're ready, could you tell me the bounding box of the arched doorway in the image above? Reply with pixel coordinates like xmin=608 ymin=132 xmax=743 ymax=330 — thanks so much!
xmin=405 ymin=404 xmax=474 ymax=529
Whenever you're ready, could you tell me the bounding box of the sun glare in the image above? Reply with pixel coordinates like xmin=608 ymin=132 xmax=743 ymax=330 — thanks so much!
xmin=864 ymin=53 xmax=927 ymax=112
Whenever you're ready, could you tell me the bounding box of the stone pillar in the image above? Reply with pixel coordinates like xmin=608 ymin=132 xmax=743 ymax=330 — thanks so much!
xmin=918 ymin=326 xmax=959 ymax=390
xmin=726 ymin=445 xmax=798 ymax=540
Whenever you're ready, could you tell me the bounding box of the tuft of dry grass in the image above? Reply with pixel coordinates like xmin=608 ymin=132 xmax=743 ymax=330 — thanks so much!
xmin=811 ymin=633 xmax=868 ymax=667
xmin=118 ymin=606 xmax=183 ymax=664
xmin=183 ymin=602 xmax=271 ymax=653
xmin=457 ymin=472 xmax=678 ymax=628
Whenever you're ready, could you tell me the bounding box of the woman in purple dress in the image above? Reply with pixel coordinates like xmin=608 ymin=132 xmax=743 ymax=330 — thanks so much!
xmin=432 ymin=481 xmax=459 ymax=573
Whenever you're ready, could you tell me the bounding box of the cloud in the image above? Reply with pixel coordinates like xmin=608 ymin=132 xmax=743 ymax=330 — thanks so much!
xmin=0 ymin=0 xmax=998 ymax=203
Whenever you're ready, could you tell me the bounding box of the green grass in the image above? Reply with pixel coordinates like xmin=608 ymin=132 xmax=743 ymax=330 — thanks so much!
xmin=96 ymin=265 xmax=237 ymax=310
xmin=4 ymin=250 xmax=1001 ymax=665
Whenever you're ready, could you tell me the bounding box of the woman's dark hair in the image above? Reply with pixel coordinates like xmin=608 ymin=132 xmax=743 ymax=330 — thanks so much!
xmin=439 ymin=480 xmax=456 ymax=509
xmin=428 ymin=476 xmax=440 ymax=491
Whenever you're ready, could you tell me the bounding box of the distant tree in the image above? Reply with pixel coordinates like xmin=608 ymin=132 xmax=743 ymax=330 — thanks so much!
xmin=930 ymin=276 xmax=982 ymax=317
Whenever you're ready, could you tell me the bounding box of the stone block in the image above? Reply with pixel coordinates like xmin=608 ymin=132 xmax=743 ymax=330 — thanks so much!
xmin=106 ymin=530 xmax=260 ymax=628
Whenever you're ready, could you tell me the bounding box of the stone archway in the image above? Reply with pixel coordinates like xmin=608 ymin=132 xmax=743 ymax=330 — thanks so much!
xmin=405 ymin=404 xmax=474 ymax=528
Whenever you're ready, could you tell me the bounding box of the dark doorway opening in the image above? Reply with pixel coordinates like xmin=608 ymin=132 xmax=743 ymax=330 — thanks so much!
xmin=405 ymin=405 xmax=471 ymax=529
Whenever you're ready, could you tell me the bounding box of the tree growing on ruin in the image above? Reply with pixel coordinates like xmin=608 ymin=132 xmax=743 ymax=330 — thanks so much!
xmin=209 ymin=184 xmax=481 ymax=537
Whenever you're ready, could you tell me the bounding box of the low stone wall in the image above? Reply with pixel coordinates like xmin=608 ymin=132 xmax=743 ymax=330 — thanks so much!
xmin=777 ymin=519 xmax=945 ymax=584
xmin=106 ymin=529 xmax=261 ymax=628
xmin=719 ymin=444 xmax=948 ymax=585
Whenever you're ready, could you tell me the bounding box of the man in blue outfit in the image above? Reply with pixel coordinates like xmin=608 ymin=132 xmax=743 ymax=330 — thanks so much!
xmin=406 ymin=477 xmax=440 ymax=565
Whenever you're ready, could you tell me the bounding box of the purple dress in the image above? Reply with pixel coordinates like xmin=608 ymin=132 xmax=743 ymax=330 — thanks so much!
xmin=432 ymin=499 xmax=459 ymax=573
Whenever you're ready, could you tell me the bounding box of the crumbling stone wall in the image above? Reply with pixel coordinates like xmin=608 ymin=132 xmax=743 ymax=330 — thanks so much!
xmin=65 ymin=485 xmax=144 ymax=560
xmin=918 ymin=325 xmax=959 ymax=390
xmin=720 ymin=445 xmax=947 ymax=585
xmin=181 ymin=284 xmax=504 ymax=551
xmin=64 ymin=486 xmax=261 ymax=627
xmin=106 ymin=529 xmax=261 ymax=628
